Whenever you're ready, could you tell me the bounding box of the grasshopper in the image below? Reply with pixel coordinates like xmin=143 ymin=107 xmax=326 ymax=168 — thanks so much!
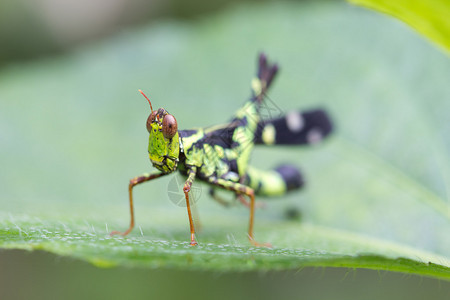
xmin=111 ymin=53 xmax=333 ymax=246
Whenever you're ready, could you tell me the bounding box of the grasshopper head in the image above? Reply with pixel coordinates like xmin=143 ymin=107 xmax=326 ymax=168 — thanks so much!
xmin=140 ymin=90 xmax=180 ymax=173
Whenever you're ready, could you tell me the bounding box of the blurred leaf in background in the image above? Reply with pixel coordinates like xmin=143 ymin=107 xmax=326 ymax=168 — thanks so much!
xmin=0 ymin=0 xmax=57 ymax=63
xmin=0 ymin=0 xmax=275 ymax=66
xmin=349 ymin=0 xmax=450 ymax=54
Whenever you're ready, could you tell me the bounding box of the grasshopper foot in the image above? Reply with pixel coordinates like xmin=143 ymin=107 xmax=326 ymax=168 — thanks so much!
xmin=189 ymin=233 xmax=198 ymax=246
xmin=110 ymin=228 xmax=132 ymax=237
xmin=248 ymin=236 xmax=272 ymax=248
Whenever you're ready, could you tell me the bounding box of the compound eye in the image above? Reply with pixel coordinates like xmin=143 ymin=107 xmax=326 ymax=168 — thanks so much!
xmin=146 ymin=111 xmax=157 ymax=133
xmin=162 ymin=114 xmax=178 ymax=139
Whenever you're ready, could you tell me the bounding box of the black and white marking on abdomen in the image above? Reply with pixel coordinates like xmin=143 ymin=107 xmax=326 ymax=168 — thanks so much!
xmin=286 ymin=111 xmax=304 ymax=132
xmin=261 ymin=123 xmax=276 ymax=145
xmin=254 ymin=109 xmax=333 ymax=145
xmin=306 ymin=127 xmax=323 ymax=144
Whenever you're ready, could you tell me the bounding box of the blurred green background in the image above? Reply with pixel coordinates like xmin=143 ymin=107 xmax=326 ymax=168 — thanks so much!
xmin=0 ymin=0 xmax=286 ymax=66
xmin=1 ymin=0 xmax=450 ymax=299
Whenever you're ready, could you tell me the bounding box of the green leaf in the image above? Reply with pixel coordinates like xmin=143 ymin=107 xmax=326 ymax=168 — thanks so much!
xmin=349 ymin=0 xmax=450 ymax=54
xmin=1 ymin=1 xmax=449 ymax=279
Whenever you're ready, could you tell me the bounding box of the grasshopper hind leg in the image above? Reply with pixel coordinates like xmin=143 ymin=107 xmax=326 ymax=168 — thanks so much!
xmin=209 ymin=188 xmax=232 ymax=207
xmin=244 ymin=165 xmax=305 ymax=197
xmin=209 ymin=187 xmax=266 ymax=209
xmin=207 ymin=177 xmax=271 ymax=247
xmin=273 ymin=165 xmax=305 ymax=192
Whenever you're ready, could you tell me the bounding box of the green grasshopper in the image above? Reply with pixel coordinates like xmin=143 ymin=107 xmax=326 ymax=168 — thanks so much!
xmin=111 ymin=53 xmax=333 ymax=246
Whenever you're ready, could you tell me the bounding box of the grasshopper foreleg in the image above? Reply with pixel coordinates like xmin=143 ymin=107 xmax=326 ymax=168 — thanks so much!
xmin=111 ymin=171 xmax=167 ymax=237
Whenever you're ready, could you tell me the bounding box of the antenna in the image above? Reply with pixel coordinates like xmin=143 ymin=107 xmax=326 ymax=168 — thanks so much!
xmin=139 ymin=89 xmax=153 ymax=112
